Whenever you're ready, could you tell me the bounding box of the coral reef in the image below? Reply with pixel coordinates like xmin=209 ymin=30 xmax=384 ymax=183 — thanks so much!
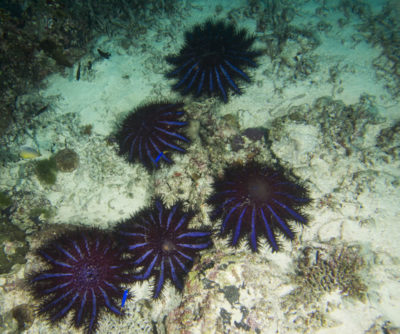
xmin=117 ymin=199 xmax=212 ymax=298
xmin=28 ymin=228 xmax=134 ymax=333
xmin=208 ymin=161 xmax=311 ymax=252
xmin=116 ymin=102 xmax=190 ymax=169
xmin=1 ymin=1 xmax=398 ymax=332
xmin=166 ymin=19 xmax=261 ymax=102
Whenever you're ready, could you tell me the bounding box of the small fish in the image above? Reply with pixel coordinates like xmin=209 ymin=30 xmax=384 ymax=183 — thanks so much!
xmin=155 ymin=151 xmax=165 ymax=164
xmin=120 ymin=289 xmax=129 ymax=309
xmin=20 ymin=146 xmax=41 ymax=159
xmin=76 ymin=62 xmax=81 ymax=81
xmin=155 ymin=150 xmax=170 ymax=165
xmin=97 ymin=48 xmax=111 ymax=59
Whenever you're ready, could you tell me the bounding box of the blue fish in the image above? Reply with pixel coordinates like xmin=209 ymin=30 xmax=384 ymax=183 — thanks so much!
xmin=155 ymin=151 xmax=165 ymax=164
xmin=121 ymin=289 xmax=129 ymax=309
xmin=155 ymin=151 xmax=170 ymax=166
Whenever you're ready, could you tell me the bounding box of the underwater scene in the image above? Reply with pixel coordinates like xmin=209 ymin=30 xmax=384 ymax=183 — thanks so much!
xmin=0 ymin=0 xmax=399 ymax=333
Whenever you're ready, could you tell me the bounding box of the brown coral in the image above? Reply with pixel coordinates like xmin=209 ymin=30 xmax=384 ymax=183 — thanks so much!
xmin=292 ymin=242 xmax=368 ymax=301
xmin=54 ymin=148 xmax=79 ymax=172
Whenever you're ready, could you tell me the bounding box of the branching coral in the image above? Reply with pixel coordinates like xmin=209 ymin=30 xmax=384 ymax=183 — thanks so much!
xmin=290 ymin=242 xmax=368 ymax=303
xmin=280 ymin=241 xmax=369 ymax=332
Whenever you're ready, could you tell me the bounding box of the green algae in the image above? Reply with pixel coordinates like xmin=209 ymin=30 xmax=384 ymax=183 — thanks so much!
xmin=34 ymin=157 xmax=57 ymax=185
xmin=0 ymin=192 xmax=12 ymax=210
